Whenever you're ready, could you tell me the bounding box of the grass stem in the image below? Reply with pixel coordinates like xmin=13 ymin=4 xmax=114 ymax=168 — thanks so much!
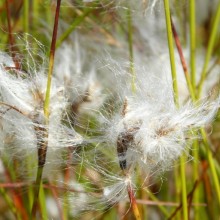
xmin=55 ymin=8 xmax=93 ymax=49
xmin=180 ymin=155 xmax=188 ymax=220
xmin=127 ymin=183 xmax=141 ymax=220
xmin=163 ymin=0 xmax=179 ymax=106
xmin=164 ymin=1 xmax=189 ymax=219
xmin=201 ymin=129 xmax=220 ymax=205
xmin=189 ymin=0 xmax=196 ymax=90
xmin=197 ymin=1 xmax=220 ymax=97
xmin=171 ymin=16 xmax=196 ymax=102
xmin=31 ymin=0 xmax=62 ymax=217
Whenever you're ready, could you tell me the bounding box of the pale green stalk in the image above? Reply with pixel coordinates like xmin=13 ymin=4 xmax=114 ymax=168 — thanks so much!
xmin=171 ymin=4 xmax=220 ymax=216
xmin=44 ymin=54 xmax=55 ymax=118
xmin=197 ymin=1 xmax=220 ymax=97
xmin=201 ymin=129 xmax=220 ymax=205
xmin=194 ymin=2 xmax=220 ymax=209
xmin=174 ymin=165 xmax=181 ymax=219
xmin=180 ymin=155 xmax=188 ymax=220
xmin=163 ymin=1 xmax=187 ymax=219
xmin=27 ymin=157 xmax=34 ymax=211
xmin=189 ymin=0 xmax=196 ymax=90
xmin=39 ymin=184 xmax=48 ymax=219
xmin=0 ymin=188 xmax=21 ymax=219
xmin=55 ymin=8 xmax=93 ymax=49
xmin=189 ymin=2 xmax=200 ymax=219
xmin=192 ymin=140 xmax=200 ymax=220
xmin=189 ymin=108 xmax=220 ymax=210
xmin=183 ymin=58 xmax=220 ymax=213
xmin=31 ymin=166 xmax=44 ymax=218
xmin=163 ymin=0 xmax=179 ymax=106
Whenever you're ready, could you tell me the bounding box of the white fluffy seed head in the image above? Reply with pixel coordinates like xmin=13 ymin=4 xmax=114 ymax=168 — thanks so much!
xmin=0 ymin=50 xmax=84 ymax=158
xmin=54 ymin=40 xmax=105 ymax=116
xmin=101 ymin=63 xmax=219 ymax=173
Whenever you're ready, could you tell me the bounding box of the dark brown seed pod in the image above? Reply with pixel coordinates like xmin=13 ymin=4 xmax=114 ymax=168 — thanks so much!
xmin=116 ymin=127 xmax=139 ymax=170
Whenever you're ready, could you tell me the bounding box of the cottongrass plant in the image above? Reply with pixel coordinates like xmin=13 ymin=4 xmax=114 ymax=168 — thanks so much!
xmin=0 ymin=0 xmax=220 ymax=219
xmin=103 ymin=79 xmax=219 ymax=173
xmin=0 ymin=50 xmax=84 ymax=170
xmin=98 ymin=63 xmax=219 ymax=199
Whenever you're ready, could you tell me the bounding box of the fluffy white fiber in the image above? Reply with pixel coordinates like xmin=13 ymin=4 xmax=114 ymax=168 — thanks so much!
xmin=102 ymin=65 xmax=220 ymax=173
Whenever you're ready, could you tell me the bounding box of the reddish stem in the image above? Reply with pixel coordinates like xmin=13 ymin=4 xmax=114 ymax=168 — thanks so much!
xmin=49 ymin=181 xmax=65 ymax=220
xmin=127 ymin=182 xmax=141 ymax=220
xmin=170 ymin=15 xmax=189 ymax=77
xmin=3 ymin=162 xmax=28 ymax=220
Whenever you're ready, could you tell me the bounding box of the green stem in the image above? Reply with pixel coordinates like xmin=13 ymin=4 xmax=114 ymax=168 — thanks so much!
xmin=163 ymin=0 xmax=179 ymax=106
xmin=163 ymin=1 xmax=188 ymax=219
xmin=31 ymin=166 xmax=43 ymax=218
xmin=27 ymin=156 xmax=34 ymax=212
xmin=189 ymin=0 xmax=196 ymax=90
xmin=180 ymin=155 xmax=188 ymax=220
xmin=201 ymin=129 xmax=220 ymax=205
xmin=39 ymin=183 xmax=48 ymax=219
xmin=189 ymin=2 xmax=200 ymax=216
xmin=44 ymin=0 xmax=62 ymax=118
xmin=32 ymin=0 xmax=62 ymax=217
xmin=174 ymin=165 xmax=181 ymax=220
xmin=192 ymin=140 xmax=200 ymax=220
xmin=167 ymin=1 xmax=220 ymax=217
xmin=55 ymin=8 xmax=93 ymax=49
xmin=23 ymin=0 xmax=29 ymax=33
xmin=171 ymin=17 xmax=196 ymax=102
xmin=193 ymin=2 xmax=220 ymax=209
xmin=0 ymin=187 xmax=21 ymax=219
xmin=197 ymin=1 xmax=220 ymax=97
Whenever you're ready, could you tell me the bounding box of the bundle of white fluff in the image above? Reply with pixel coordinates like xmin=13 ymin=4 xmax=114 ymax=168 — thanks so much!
xmin=101 ymin=65 xmax=219 ymax=173
xmin=0 ymin=53 xmax=84 ymax=157
xmin=54 ymin=39 xmax=105 ymax=116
